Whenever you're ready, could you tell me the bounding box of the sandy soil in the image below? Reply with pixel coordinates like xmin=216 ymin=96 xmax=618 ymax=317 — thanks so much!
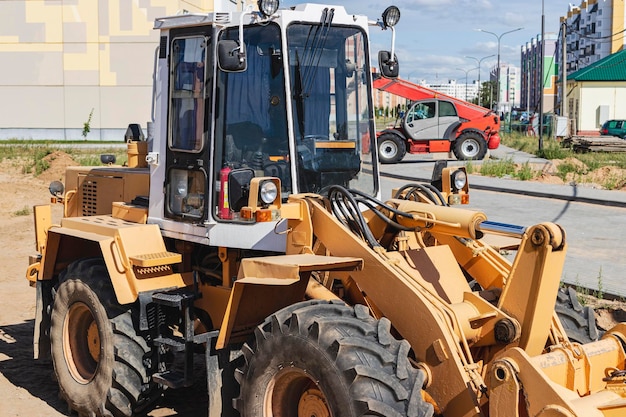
xmin=0 ymin=155 xmax=207 ymax=417
xmin=0 ymin=152 xmax=624 ymax=416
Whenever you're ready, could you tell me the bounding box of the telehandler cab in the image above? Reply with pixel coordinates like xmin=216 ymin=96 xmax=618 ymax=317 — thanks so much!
xmin=26 ymin=2 xmax=626 ymax=417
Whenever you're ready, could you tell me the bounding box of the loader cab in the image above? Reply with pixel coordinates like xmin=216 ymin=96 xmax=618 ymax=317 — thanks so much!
xmin=151 ymin=3 xmax=398 ymax=247
xmin=211 ymin=11 xmax=380 ymax=209
xmin=404 ymin=99 xmax=460 ymax=140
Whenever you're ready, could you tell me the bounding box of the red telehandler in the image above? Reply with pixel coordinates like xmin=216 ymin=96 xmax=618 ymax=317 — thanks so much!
xmin=374 ymin=77 xmax=501 ymax=162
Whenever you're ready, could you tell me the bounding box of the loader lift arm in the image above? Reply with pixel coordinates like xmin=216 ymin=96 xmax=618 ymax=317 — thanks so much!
xmin=282 ymin=189 xmax=626 ymax=417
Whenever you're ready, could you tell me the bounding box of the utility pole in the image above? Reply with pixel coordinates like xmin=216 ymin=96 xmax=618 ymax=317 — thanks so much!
xmin=561 ymin=20 xmax=567 ymax=121
xmin=538 ymin=0 xmax=545 ymax=151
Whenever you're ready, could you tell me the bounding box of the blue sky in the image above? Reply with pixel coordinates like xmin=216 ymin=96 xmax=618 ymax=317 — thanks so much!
xmin=281 ymin=0 xmax=567 ymax=83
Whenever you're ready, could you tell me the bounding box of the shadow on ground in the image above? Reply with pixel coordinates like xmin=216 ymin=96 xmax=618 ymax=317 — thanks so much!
xmin=0 ymin=320 xmax=210 ymax=417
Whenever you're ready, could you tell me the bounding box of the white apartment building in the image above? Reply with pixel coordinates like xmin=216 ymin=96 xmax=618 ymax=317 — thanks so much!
xmin=489 ymin=63 xmax=522 ymax=113
xmin=417 ymin=79 xmax=480 ymax=102
xmin=561 ymin=0 xmax=626 ymax=73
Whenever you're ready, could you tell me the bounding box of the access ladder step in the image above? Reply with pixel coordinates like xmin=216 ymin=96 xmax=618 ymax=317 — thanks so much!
xmin=152 ymin=370 xmax=191 ymax=389
xmin=154 ymin=336 xmax=187 ymax=351
xmin=129 ymin=251 xmax=182 ymax=268
xmin=152 ymin=289 xmax=197 ymax=308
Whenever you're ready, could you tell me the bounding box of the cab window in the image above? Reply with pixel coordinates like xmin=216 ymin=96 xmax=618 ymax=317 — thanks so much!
xmin=439 ymin=101 xmax=457 ymax=117
xmin=169 ymin=36 xmax=208 ymax=152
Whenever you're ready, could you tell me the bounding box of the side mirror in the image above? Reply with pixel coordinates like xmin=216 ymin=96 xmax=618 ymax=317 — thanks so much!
xmin=228 ymin=168 xmax=255 ymax=212
xmin=218 ymin=40 xmax=247 ymax=72
xmin=378 ymin=50 xmax=399 ymax=78
xmin=430 ymin=160 xmax=447 ymax=191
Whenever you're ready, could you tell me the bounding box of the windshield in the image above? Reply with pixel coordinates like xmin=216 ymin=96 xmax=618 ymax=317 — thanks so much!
xmin=287 ymin=23 xmax=377 ymax=196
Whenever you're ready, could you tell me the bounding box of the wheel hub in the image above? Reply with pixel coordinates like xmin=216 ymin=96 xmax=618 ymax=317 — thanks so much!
xmin=298 ymin=388 xmax=330 ymax=417
xmin=462 ymin=139 xmax=479 ymax=157
xmin=64 ymin=302 xmax=100 ymax=383
xmin=265 ymin=368 xmax=331 ymax=417
xmin=380 ymin=141 xmax=397 ymax=158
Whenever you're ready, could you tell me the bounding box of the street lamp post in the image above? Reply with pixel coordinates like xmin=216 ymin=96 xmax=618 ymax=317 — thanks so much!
xmin=465 ymin=54 xmax=495 ymax=107
xmin=476 ymin=27 xmax=523 ymax=112
xmin=406 ymin=70 xmax=419 ymax=82
xmin=456 ymin=67 xmax=478 ymax=101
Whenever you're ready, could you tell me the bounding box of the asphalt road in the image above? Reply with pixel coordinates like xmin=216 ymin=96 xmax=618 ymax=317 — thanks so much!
xmin=378 ymin=149 xmax=626 ymax=298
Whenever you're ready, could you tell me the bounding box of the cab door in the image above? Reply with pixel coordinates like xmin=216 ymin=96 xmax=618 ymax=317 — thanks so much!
xmin=404 ymin=100 xmax=439 ymax=139
xmin=164 ymin=28 xmax=213 ymax=222
xmin=437 ymin=100 xmax=460 ymax=138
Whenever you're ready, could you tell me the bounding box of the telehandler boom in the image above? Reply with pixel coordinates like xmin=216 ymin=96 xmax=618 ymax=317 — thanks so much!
xmin=26 ymin=2 xmax=625 ymax=417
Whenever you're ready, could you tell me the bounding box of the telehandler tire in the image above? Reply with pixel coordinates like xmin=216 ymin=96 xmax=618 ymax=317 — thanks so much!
xmin=234 ymin=299 xmax=434 ymax=417
xmin=452 ymin=131 xmax=487 ymax=160
xmin=50 ymin=258 xmax=162 ymax=417
xmin=555 ymin=286 xmax=600 ymax=344
xmin=378 ymin=133 xmax=406 ymax=164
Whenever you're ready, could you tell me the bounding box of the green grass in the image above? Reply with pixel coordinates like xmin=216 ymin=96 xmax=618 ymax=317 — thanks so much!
xmin=478 ymin=158 xmax=516 ymax=177
xmin=12 ymin=207 xmax=30 ymax=216
xmin=0 ymin=141 xmax=129 ymax=175
xmin=502 ymin=132 xmax=626 ymax=168
xmin=497 ymin=132 xmax=626 ymax=189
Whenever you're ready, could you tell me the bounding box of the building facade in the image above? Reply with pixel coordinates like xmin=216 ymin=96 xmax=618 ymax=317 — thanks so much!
xmin=421 ymin=79 xmax=480 ymax=103
xmin=489 ymin=63 xmax=521 ymax=113
xmin=560 ymin=0 xmax=626 ymax=74
xmin=0 ymin=0 xmax=243 ymax=140
xmin=565 ymin=50 xmax=626 ymax=134
xmin=520 ymin=33 xmax=558 ymax=115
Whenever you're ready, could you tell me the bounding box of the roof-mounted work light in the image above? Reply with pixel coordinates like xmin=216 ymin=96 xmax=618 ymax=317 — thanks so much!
xmin=258 ymin=0 xmax=279 ymax=17
xmin=382 ymin=6 xmax=400 ymax=28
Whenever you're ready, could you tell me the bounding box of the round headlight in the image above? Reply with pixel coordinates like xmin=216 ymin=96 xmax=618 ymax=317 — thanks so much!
xmin=260 ymin=181 xmax=278 ymax=204
xmin=382 ymin=6 xmax=400 ymax=28
xmin=49 ymin=180 xmax=65 ymax=197
xmin=176 ymin=180 xmax=188 ymax=197
xmin=452 ymin=170 xmax=467 ymax=190
xmin=258 ymin=0 xmax=279 ymax=17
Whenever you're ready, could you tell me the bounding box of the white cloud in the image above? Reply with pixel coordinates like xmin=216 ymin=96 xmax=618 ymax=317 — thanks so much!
xmin=281 ymin=0 xmax=568 ymax=82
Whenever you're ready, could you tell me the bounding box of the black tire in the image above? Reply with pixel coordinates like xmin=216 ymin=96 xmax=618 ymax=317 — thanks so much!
xmin=50 ymin=258 xmax=162 ymax=417
xmin=452 ymin=131 xmax=487 ymax=160
xmin=378 ymin=133 xmax=406 ymax=164
xmin=555 ymin=287 xmax=600 ymax=344
xmin=234 ymin=300 xmax=433 ymax=417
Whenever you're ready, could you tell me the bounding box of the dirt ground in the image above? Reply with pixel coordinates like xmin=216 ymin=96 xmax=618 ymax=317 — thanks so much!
xmin=0 ymin=155 xmax=207 ymax=417
xmin=0 ymin=152 xmax=625 ymax=416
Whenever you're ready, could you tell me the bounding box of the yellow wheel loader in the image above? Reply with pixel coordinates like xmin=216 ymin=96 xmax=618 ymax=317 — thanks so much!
xmin=26 ymin=2 xmax=625 ymax=417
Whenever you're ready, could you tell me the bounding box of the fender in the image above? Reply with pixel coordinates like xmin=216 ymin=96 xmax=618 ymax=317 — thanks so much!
xmin=443 ymin=121 xmax=463 ymax=141
xmin=215 ymin=253 xmax=362 ymax=348
xmin=377 ymin=128 xmax=407 ymax=141
xmin=457 ymin=128 xmax=487 ymax=141
xmin=38 ymin=216 xmax=186 ymax=305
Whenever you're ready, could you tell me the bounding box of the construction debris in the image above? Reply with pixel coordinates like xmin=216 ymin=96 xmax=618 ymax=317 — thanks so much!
xmin=564 ymin=135 xmax=626 ymax=152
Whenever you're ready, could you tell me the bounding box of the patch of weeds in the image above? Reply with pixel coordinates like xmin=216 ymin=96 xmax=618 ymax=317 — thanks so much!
xmin=537 ymin=145 xmax=568 ymax=160
xmin=555 ymin=162 xmax=583 ymax=181
xmin=21 ymin=148 xmax=52 ymax=175
xmin=593 ymin=267 xmax=604 ymax=300
xmin=479 ymin=158 xmax=516 ymax=177
xmin=34 ymin=149 xmax=52 ymax=175
xmin=574 ymin=276 xmax=589 ymax=306
xmin=75 ymin=149 xmax=128 ymax=166
xmin=602 ymin=175 xmax=626 ymax=190
xmin=13 ymin=207 xmax=30 ymax=216
xmin=465 ymin=161 xmax=475 ymax=174
xmin=514 ymin=162 xmax=535 ymax=181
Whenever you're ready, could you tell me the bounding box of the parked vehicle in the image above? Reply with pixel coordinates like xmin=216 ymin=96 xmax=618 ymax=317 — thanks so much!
xmin=600 ymin=119 xmax=626 ymax=138
xmin=374 ymin=77 xmax=500 ymax=162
